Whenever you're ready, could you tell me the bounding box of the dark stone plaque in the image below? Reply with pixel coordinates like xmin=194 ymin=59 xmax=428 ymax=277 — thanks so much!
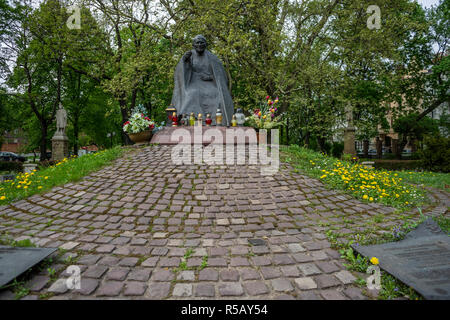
xmin=353 ymin=218 xmax=450 ymax=299
xmin=248 ymin=239 xmax=267 ymax=246
xmin=0 ymin=246 xmax=57 ymax=288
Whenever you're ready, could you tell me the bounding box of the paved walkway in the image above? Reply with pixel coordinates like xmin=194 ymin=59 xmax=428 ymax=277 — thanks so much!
xmin=0 ymin=145 xmax=447 ymax=300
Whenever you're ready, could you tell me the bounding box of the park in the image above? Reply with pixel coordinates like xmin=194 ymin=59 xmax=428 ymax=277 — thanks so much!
xmin=0 ymin=0 xmax=449 ymax=304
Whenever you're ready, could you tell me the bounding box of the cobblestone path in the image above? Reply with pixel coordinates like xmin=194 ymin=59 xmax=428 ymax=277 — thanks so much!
xmin=0 ymin=145 xmax=447 ymax=300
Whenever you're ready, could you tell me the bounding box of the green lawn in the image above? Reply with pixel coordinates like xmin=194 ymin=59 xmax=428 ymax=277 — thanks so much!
xmin=0 ymin=147 xmax=124 ymax=205
xmin=395 ymin=170 xmax=450 ymax=191
xmin=281 ymin=145 xmax=434 ymax=209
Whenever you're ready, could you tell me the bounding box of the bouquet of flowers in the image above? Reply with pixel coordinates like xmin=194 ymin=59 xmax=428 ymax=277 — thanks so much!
xmin=245 ymin=96 xmax=284 ymax=129
xmin=123 ymin=112 xmax=155 ymax=134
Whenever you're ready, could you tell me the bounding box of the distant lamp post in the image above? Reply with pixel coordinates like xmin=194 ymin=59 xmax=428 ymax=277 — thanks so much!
xmin=107 ymin=132 xmax=116 ymax=148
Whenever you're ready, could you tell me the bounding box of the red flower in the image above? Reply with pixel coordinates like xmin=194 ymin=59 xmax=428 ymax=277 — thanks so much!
xmin=149 ymin=124 xmax=155 ymax=130
xmin=254 ymin=109 xmax=260 ymax=115
xmin=265 ymin=95 xmax=270 ymax=100
xmin=123 ymin=121 xmax=130 ymax=126
xmin=144 ymin=116 xmax=150 ymax=121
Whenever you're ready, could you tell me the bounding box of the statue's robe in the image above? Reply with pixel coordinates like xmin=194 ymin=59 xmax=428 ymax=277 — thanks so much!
xmin=171 ymin=49 xmax=234 ymax=125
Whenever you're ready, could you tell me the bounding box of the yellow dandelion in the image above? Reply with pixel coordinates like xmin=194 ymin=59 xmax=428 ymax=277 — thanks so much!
xmin=370 ymin=257 xmax=379 ymax=265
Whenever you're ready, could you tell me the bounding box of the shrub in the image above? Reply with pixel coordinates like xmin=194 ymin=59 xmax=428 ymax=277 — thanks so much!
xmin=418 ymin=136 xmax=450 ymax=173
xmin=373 ymin=160 xmax=423 ymax=171
xmin=331 ymin=142 xmax=344 ymax=158
xmin=0 ymin=161 xmax=23 ymax=172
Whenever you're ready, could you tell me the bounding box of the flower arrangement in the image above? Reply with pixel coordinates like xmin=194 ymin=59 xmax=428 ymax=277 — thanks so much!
xmin=123 ymin=112 xmax=155 ymax=134
xmin=245 ymin=95 xmax=284 ymax=129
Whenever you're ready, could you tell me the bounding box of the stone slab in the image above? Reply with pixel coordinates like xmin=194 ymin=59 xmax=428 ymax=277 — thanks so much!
xmin=248 ymin=239 xmax=267 ymax=246
xmin=0 ymin=245 xmax=57 ymax=288
xmin=353 ymin=218 xmax=450 ymax=300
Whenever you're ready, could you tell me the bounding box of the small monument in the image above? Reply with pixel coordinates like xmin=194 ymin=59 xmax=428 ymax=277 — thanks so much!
xmin=51 ymin=103 xmax=69 ymax=161
xmin=343 ymin=104 xmax=356 ymax=156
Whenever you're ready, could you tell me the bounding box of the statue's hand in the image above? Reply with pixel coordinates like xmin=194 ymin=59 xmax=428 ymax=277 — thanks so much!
xmin=200 ymin=74 xmax=213 ymax=81
xmin=183 ymin=51 xmax=192 ymax=62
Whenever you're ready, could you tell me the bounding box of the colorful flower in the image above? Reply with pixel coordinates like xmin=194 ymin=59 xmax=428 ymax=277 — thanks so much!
xmin=370 ymin=257 xmax=379 ymax=265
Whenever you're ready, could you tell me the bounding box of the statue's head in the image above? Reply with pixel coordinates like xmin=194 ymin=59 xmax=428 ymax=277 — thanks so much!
xmin=192 ymin=35 xmax=207 ymax=54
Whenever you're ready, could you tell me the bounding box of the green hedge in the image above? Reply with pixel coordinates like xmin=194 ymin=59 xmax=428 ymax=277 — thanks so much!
xmin=0 ymin=161 xmax=23 ymax=172
xmin=372 ymin=160 xmax=422 ymax=171
xmin=418 ymin=136 xmax=450 ymax=173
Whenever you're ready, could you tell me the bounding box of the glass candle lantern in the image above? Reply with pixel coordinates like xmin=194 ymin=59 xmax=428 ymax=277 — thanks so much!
xmin=197 ymin=113 xmax=203 ymax=126
xmin=165 ymin=107 xmax=176 ymax=126
xmin=189 ymin=113 xmax=195 ymax=126
xmin=215 ymin=108 xmax=222 ymax=126
xmin=235 ymin=108 xmax=246 ymax=126
xmin=172 ymin=112 xmax=178 ymax=126
xmin=205 ymin=114 xmax=212 ymax=126
xmin=231 ymin=114 xmax=237 ymax=127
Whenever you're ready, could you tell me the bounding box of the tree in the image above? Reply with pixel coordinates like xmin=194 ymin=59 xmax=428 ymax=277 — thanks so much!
xmin=393 ymin=113 xmax=439 ymax=158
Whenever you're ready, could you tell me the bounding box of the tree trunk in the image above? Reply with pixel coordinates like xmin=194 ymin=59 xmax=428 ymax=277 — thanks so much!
xmin=40 ymin=123 xmax=48 ymax=162
xmin=286 ymin=116 xmax=289 ymax=145
xmin=304 ymin=131 xmax=310 ymax=148
xmin=376 ymin=137 xmax=382 ymax=159
xmin=410 ymin=139 xmax=417 ymax=153
xmin=73 ymin=115 xmax=79 ymax=156
xmin=396 ymin=136 xmax=408 ymax=160
xmin=317 ymin=136 xmax=326 ymax=153
xmin=363 ymin=139 xmax=369 ymax=158
xmin=119 ymin=100 xmax=132 ymax=145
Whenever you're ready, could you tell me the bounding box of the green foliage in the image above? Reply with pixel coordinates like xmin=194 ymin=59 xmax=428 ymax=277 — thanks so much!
xmin=339 ymin=247 xmax=369 ymax=273
xmin=0 ymin=161 xmax=23 ymax=173
xmin=331 ymin=142 xmax=344 ymax=159
xmin=282 ymin=145 xmax=429 ymax=209
xmin=0 ymin=146 xmax=124 ymax=205
xmin=393 ymin=114 xmax=439 ymax=140
xmin=418 ymin=135 xmax=450 ymax=172
xmin=372 ymin=160 xmax=423 ymax=171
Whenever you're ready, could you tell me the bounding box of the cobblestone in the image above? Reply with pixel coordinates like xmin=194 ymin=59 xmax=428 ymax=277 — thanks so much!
xmin=0 ymin=144 xmax=441 ymax=300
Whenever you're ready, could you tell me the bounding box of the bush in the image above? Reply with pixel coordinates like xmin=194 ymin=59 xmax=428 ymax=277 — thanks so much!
xmin=418 ymin=136 xmax=450 ymax=172
xmin=38 ymin=160 xmax=57 ymax=168
xmin=331 ymin=142 xmax=344 ymax=158
xmin=0 ymin=161 xmax=23 ymax=172
xmin=373 ymin=160 xmax=422 ymax=171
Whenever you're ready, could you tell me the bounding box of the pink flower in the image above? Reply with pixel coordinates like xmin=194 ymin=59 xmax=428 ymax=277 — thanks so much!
xmin=265 ymin=95 xmax=270 ymax=100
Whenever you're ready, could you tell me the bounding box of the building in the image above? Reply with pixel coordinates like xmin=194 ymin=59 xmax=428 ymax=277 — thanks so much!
xmin=0 ymin=129 xmax=28 ymax=153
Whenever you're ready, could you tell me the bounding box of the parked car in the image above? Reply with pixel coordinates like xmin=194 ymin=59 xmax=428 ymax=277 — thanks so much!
xmin=0 ymin=151 xmax=26 ymax=162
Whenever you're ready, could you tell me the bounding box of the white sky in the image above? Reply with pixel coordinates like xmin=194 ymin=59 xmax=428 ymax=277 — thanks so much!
xmin=417 ymin=0 xmax=441 ymax=8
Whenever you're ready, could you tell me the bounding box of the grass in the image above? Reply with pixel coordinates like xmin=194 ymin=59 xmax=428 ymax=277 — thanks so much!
xmin=395 ymin=170 xmax=450 ymax=191
xmin=0 ymin=147 xmax=124 ymax=205
xmin=281 ymin=145 xmax=432 ymax=209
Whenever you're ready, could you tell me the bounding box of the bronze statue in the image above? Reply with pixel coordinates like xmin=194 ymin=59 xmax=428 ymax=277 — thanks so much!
xmin=171 ymin=35 xmax=234 ymax=125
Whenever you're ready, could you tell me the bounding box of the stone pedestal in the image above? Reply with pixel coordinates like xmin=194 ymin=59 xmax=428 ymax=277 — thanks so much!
xmin=150 ymin=126 xmax=259 ymax=145
xmin=23 ymin=163 xmax=38 ymax=173
xmin=51 ymin=135 xmax=69 ymax=161
xmin=343 ymin=127 xmax=356 ymax=156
